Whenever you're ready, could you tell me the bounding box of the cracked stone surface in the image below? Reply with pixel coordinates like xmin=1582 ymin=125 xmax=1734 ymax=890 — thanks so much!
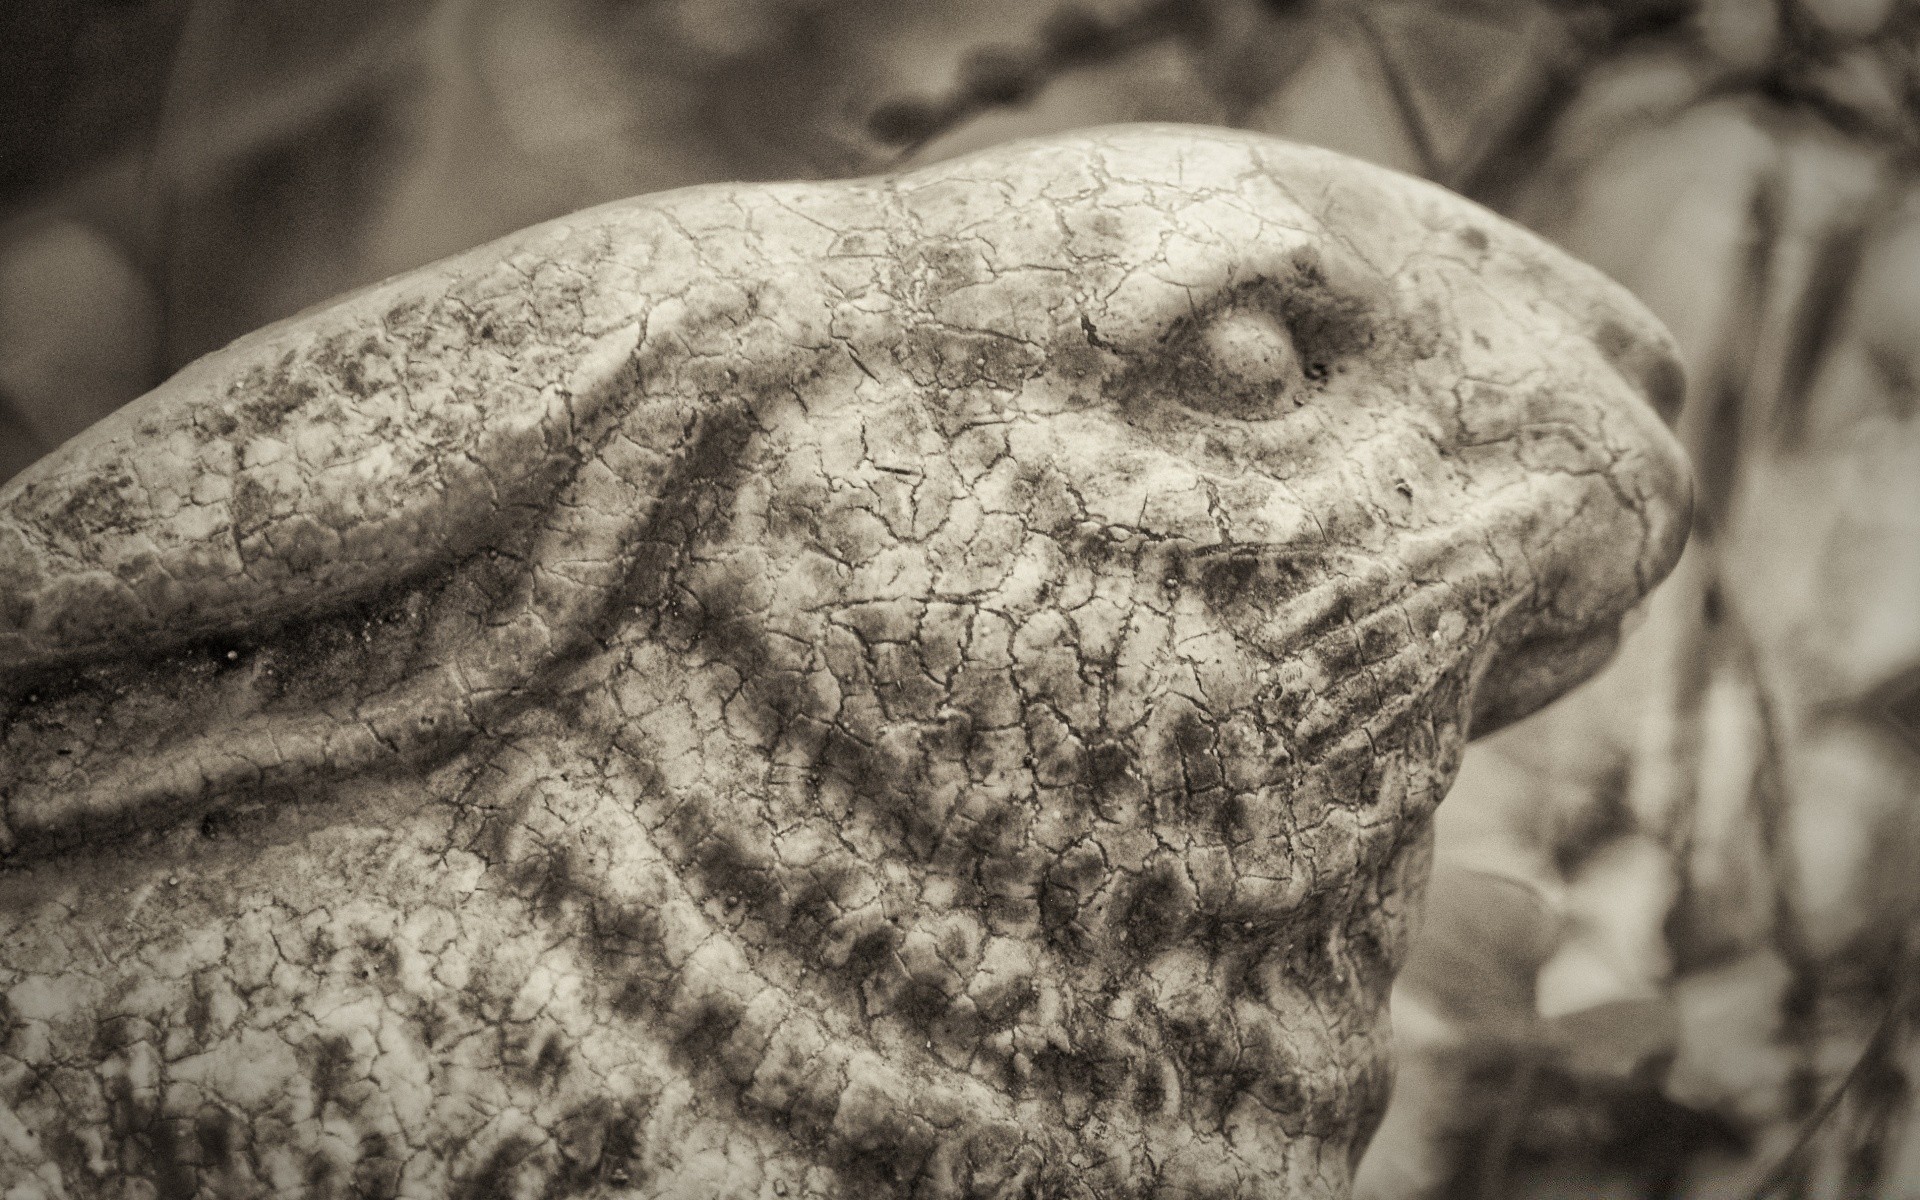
xmin=0 ymin=125 xmax=1689 ymax=1199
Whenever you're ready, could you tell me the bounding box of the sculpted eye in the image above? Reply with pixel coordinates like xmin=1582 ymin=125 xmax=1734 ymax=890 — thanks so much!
xmin=1204 ymin=309 xmax=1302 ymax=389
xmin=1177 ymin=305 xmax=1306 ymax=421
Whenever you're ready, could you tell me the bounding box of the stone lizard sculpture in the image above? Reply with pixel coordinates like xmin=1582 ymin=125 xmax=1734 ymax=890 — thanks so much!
xmin=0 ymin=125 xmax=1689 ymax=1198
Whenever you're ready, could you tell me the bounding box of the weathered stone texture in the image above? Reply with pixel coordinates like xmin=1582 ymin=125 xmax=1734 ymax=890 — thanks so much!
xmin=0 ymin=126 xmax=1688 ymax=1198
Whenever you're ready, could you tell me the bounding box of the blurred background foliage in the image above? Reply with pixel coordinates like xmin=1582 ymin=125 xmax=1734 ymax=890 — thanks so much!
xmin=1 ymin=0 xmax=1917 ymax=1195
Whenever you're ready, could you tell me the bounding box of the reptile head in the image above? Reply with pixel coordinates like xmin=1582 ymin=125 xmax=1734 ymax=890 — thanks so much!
xmin=0 ymin=127 xmax=1686 ymax=1197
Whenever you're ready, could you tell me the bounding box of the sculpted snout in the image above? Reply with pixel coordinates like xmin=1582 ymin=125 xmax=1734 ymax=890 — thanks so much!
xmin=1452 ymin=252 xmax=1695 ymax=734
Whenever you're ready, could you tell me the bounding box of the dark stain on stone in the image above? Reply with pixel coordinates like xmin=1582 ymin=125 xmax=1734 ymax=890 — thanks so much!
xmin=782 ymin=865 xmax=851 ymax=948
xmin=1032 ymin=1036 xmax=1129 ymax=1116
xmin=692 ymin=827 xmax=783 ymax=919
xmin=1348 ymin=1053 xmax=1393 ymax=1173
xmin=1170 ymin=708 xmax=1226 ymax=811
xmin=588 ymin=898 xmax=670 ymax=984
xmin=1132 ymin=1062 xmax=1168 ymax=1116
xmin=1594 ymin=315 xmax=1685 ymax=425
xmin=1116 ymin=860 xmax=1195 ymax=958
xmin=515 ymin=846 xmax=578 ymax=923
xmin=818 ymin=725 xmax=941 ymax=859
xmin=1313 ymin=630 xmax=1371 ymax=700
xmin=46 ymin=1129 xmax=92 ymax=1188
xmin=533 ymin=1032 xmax=572 ymax=1085
xmin=200 ymin=407 xmax=240 ymax=439
xmin=976 ymin=975 xmax=1039 ymax=1032
xmin=472 ymin=787 xmax=533 ymax=871
xmin=1083 ymin=740 xmax=1132 ymax=798
xmin=830 ymin=1104 xmax=939 ymax=1199
xmin=306 ymin=922 xmax=338 ymax=966
xmin=845 ymin=923 xmax=901 ymax=986
xmin=1342 ymin=908 xmax=1397 ymax=1002
xmin=611 ymin=976 xmax=657 ymax=1022
xmin=1197 ymin=553 xmax=1261 ymax=610
xmin=229 ymin=473 xmax=273 ymax=541
xmin=1036 ymin=1044 xmax=1098 ymax=1121
xmin=194 ymin=1106 xmax=235 ymax=1163
xmin=603 ymin=1107 xmax=655 ymax=1192
xmin=92 ymin=1013 xmax=142 ymax=1058
xmin=411 ymin=1001 xmax=448 ymax=1050
xmin=1282 ymin=919 xmax=1336 ymax=997
xmin=105 ymin=1076 xmax=198 ymax=1200
xmin=453 ymin=1133 xmax=540 ymax=1200
xmin=678 ymin=403 xmax=757 ymax=502
xmin=1162 ymin=1016 xmax=1265 ymax=1131
xmin=669 ymin=994 xmax=747 ymax=1083
xmin=305 ymin=1148 xmax=339 ymax=1192
xmin=1215 ymin=789 xmax=1253 ymax=841
xmin=892 ymin=974 xmax=955 ymax=1031
xmin=1253 ymin=1064 xmax=1309 ymax=1130
xmin=942 ymin=1125 xmax=1048 ymax=1200
xmin=197 ymin=808 xmax=232 ymax=841
xmin=354 ymin=1130 xmax=403 ymax=1200
xmin=310 ymin=1033 xmax=355 ymax=1108
xmin=243 ymin=354 xmax=324 ymax=438
xmin=551 ymin=1095 xmax=657 ymax=1191
xmin=953 ymin=805 xmax=1042 ymax=927
xmin=357 ymin=933 xmax=402 ymax=982
xmin=1039 ymin=842 xmax=1106 ymax=954
xmin=1281 ymin=254 xmax=1386 ymax=366
xmin=44 ymin=467 xmax=139 ymax=543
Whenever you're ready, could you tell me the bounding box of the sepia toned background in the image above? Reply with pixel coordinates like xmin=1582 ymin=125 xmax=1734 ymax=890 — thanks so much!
xmin=1 ymin=0 xmax=1916 ymax=1195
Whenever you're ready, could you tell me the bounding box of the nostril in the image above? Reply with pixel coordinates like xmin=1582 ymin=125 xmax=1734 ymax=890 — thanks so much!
xmin=1593 ymin=316 xmax=1686 ymax=426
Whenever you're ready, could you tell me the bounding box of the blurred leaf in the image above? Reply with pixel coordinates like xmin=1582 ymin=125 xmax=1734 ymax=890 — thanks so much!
xmin=1516 ymin=97 xmax=1777 ymax=401
xmin=0 ymin=392 xmax=49 ymax=483
xmin=1355 ymin=0 xmax=1550 ymax=180
xmin=1796 ymin=0 xmax=1898 ymax=40
xmin=907 ymin=37 xmax=1227 ymax=166
xmin=0 ymin=217 xmax=157 ymax=456
xmin=1666 ymin=949 xmax=1795 ymax=1125
xmin=1670 ymin=663 xmax=1778 ymax=964
xmin=1864 ymin=664 xmax=1920 ymax=755
xmin=1546 ymin=996 xmax=1681 ymax=1079
xmin=1698 ymin=0 xmax=1781 ymax=71
xmin=1397 ymin=864 xmax=1561 ymax=1033
xmin=1538 ymin=834 xmax=1680 ymax=1018
xmin=1246 ymin=23 xmax=1428 ymax=174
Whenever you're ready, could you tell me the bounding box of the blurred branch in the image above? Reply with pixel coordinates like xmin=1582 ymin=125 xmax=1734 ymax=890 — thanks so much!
xmin=1764 ymin=175 xmax=1907 ymax=448
xmin=1473 ymin=1051 xmax=1541 ymax=1200
xmin=1348 ymin=6 xmax=1446 ymax=180
xmin=864 ymin=0 xmax=1211 ymax=160
xmin=139 ymin=0 xmax=229 ymax=260
xmin=1454 ymin=0 xmax=1693 ymax=207
xmin=138 ymin=0 xmax=230 ymax=388
xmin=1744 ymin=995 xmax=1907 ymax=1199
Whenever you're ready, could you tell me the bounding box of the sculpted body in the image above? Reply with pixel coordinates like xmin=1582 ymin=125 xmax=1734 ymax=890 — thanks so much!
xmin=0 ymin=127 xmax=1687 ymax=1198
